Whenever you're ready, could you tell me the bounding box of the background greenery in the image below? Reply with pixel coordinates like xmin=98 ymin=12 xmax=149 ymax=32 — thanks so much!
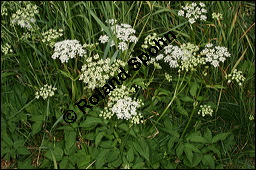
xmin=1 ymin=1 xmax=255 ymax=169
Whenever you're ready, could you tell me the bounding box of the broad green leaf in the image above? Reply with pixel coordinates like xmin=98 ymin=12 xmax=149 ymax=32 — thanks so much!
xmin=189 ymin=135 xmax=208 ymax=143
xmin=184 ymin=147 xmax=193 ymax=163
xmin=192 ymin=153 xmax=203 ymax=167
xmin=176 ymin=105 xmax=188 ymax=117
xmin=78 ymin=155 xmax=91 ymax=168
xmin=95 ymin=149 xmax=109 ymax=168
xmin=190 ymin=82 xmax=198 ymax=97
xmin=79 ymin=116 xmax=103 ymax=128
xmin=106 ymin=148 xmax=120 ymax=163
xmin=17 ymin=147 xmax=31 ymax=155
xmin=29 ymin=115 xmax=45 ymax=122
xmin=65 ymin=130 xmax=77 ymax=150
xmin=95 ymin=132 xmax=105 ymax=148
xmin=59 ymin=156 xmax=69 ymax=169
xmin=212 ymin=133 xmax=230 ymax=143
xmin=32 ymin=121 xmax=42 ymax=135
xmin=207 ymin=145 xmax=221 ymax=158
xmin=203 ymin=128 xmax=212 ymax=142
xmin=133 ymin=139 xmax=149 ymax=161
xmin=179 ymin=95 xmax=194 ymax=102
xmin=176 ymin=143 xmax=184 ymax=158
xmin=167 ymin=137 xmax=177 ymax=151
xmin=127 ymin=148 xmax=134 ymax=163
xmin=184 ymin=143 xmax=200 ymax=153
xmin=203 ymin=154 xmax=215 ymax=169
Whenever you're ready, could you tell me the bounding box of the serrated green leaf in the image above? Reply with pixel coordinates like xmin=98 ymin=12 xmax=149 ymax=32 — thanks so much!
xmin=17 ymin=147 xmax=31 ymax=155
xmin=184 ymin=147 xmax=193 ymax=163
xmin=176 ymin=143 xmax=184 ymax=158
xmin=78 ymin=155 xmax=91 ymax=168
xmin=95 ymin=149 xmax=109 ymax=168
xmin=203 ymin=154 xmax=215 ymax=169
xmin=190 ymin=135 xmax=208 ymax=143
xmin=79 ymin=116 xmax=103 ymax=128
xmin=29 ymin=115 xmax=45 ymax=122
xmin=95 ymin=132 xmax=105 ymax=148
xmin=65 ymin=130 xmax=77 ymax=150
xmin=203 ymin=128 xmax=212 ymax=142
xmin=59 ymin=156 xmax=69 ymax=169
xmin=106 ymin=148 xmax=120 ymax=163
xmin=127 ymin=148 xmax=134 ymax=163
xmin=32 ymin=121 xmax=42 ymax=135
xmin=190 ymin=82 xmax=198 ymax=97
xmin=179 ymin=95 xmax=194 ymax=102
xmin=212 ymin=133 xmax=230 ymax=143
xmin=184 ymin=143 xmax=200 ymax=153
xmin=176 ymin=105 xmax=188 ymax=117
xmin=133 ymin=139 xmax=149 ymax=161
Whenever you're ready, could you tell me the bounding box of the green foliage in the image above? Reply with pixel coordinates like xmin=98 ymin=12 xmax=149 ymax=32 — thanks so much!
xmin=1 ymin=1 xmax=255 ymax=169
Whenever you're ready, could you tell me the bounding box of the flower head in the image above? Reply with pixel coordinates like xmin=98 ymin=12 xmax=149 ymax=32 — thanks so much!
xmin=200 ymin=43 xmax=231 ymax=67
xmin=51 ymin=40 xmax=86 ymax=63
xmin=11 ymin=3 xmax=39 ymax=29
xmin=35 ymin=84 xmax=57 ymax=100
xmin=178 ymin=2 xmax=207 ymax=24
xmin=198 ymin=105 xmax=213 ymax=117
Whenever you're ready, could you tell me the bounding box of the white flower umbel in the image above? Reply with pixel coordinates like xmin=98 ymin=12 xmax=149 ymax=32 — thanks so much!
xmin=1 ymin=43 xmax=13 ymax=55
xmin=11 ymin=3 xmax=39 ymax=29
xmin=212 ymin=12 xmax=223 ymax=20
xmin=178 ymin=2 xmax=207 ymax=24
xmin=200 ymin=43 xmax=231 ymax=68
xmin=35 ymin=84 xmax=57 ymax=100
xmin=99 ymin=85 xmax=144 ymax=124
xmin=111 ymin=97 xmax=140 ymax=120
xmin=225 ymin=69 xmax=246 ymax=86
xmin=165 ymin=73 xmax=172 ymax=82
xmin=198 ymin=105 xmax=213 ymax=117
xmin=141 ymin=33 xmax=167 ymax=49
xmin=99 ymin=19 xmax=138 ymax=52
xmin=179 ymin=43 xmax=205 ymax=72
xmin=51 ymin=40 xmax=86 ymax=63
xmin=42 ymin=29 xmax=63 ymax=47
xmin=79 ymin=54 xmax=126 ymax=90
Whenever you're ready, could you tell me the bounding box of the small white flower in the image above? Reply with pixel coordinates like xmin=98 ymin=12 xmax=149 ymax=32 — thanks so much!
xmin=178 ymin=2 xmax=207 ymax=24
xmin=198 ymin=105 xmax=213 ymax=117
xmin=35 ymin=84 xmax=57 ymax=100
xmin=212 ymin=12 xmax=223 ymax=20
xmin=99 ymin=35 xmax=109 ymax=44
xmin=51 ymin=40 xmax=86 ymax=63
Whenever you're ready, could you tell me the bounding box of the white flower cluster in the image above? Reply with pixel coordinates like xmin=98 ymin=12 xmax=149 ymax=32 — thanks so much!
xmin=98 ymin=19 xmax=138 ymax=51
xmin=35 ymin=84 xmax=57 ymax=100
xmin=20 ymin=32 xmax=32 ymax=40
xmin=79 ymin=54 xmax=126 ymax=90
xmin=42 ymin=29 xmax=64 ymax=47
xmin=51 ymin=40 xmax=86 ymax=63
xmin=179 ymin=43 xmax=205 ymax=72
xmin=155 ymin=45 xmax=185 ymax=68
xmin=212 ymin=12 xmax=223 ymax=20
xmin=99 ymin=85 xmax=144 ymax=124
xmin=226 ymin=69 xmax=246 ymax=86
xmin=11 ymin=3 xmax=39 ymax=29
xmin=83 ymin=42 xmax=99 ymax=50
xmin=178 ymin=2 xmax=207 ymax=24
xmin=141 ymin=33 xmax=167 ymax=49
xmin=165 ymin=73 xmax=172 ymax=82
xmin=198 ymin=105 xmax=213 ymax=117
xmin=1 ymin=43 xmax=13 ymax=55
xmin=200 ymin=43 xmax=231 ymax=67
xmin=1 ymin=7 xmax=8 ymax=16
xmin=151 ymin=43 xmax=205 ymax=71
